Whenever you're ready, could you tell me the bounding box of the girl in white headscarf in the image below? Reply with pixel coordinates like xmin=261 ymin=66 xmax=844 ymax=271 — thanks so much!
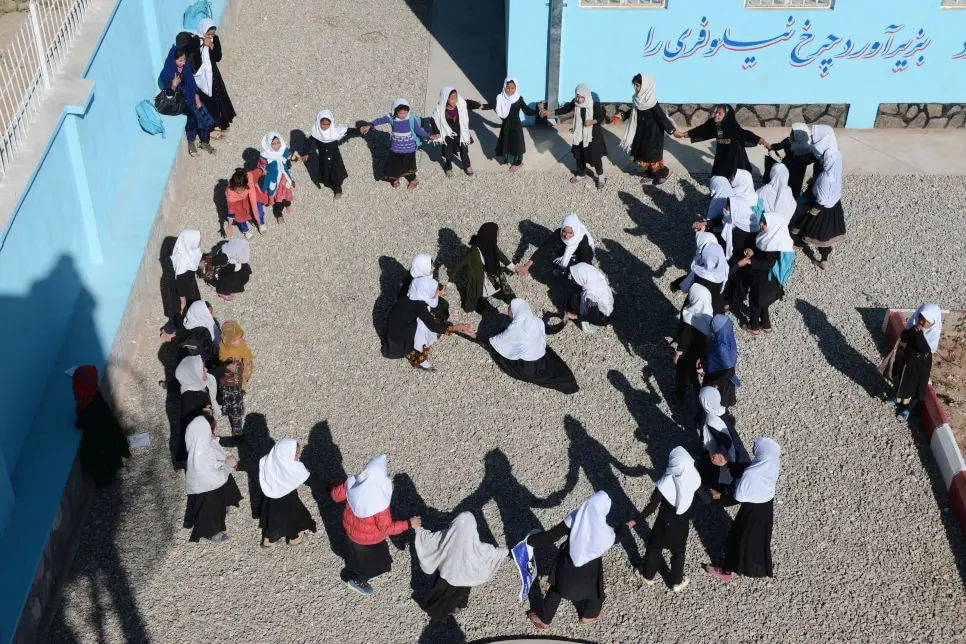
xmin=258 ymin=438 xmax=316 ymax=547
xmin=565 ymin=263 xmax=614 ymax=332
xmin=170 ymin=228 xmax=202 ymax=313
xmin=766 ymin=122 xmax=815 ymax=196
xmin=187 ymin=19 xmax=235 ymax=133
xmin=626 ymin=447 xmax=708 ymax=592
xmin=540 ymin=84 xmax=609 ymax=188
xmin=360 ymin=99 xmax=440 ymax=189
xmin=184 ymin=414 xmax=241 ymax=543
xmin=516 ymin=213 xmax=596 ymax=278
xmin=680 ymin=231 xmax=728 ymax=315
xmin=330 ymin=455 xmax=420 ymax=596
xmin=492 ymin=76 xmax=537 ymax=171
xmin=696 ymin=386 xmax=751 ymax=490
xmin=300 ymin=109 xmax=360 ymax=199
xmin=415 ymin=511 xmax=508 ymax=621
xmin=201 ymin=238 xmax=252 ymax=301
xmin=489 ymin=298 xmax=578 ymax=394
xmin=611 ymin=72 xmax=678 ymax=185
xmin=706 ymin=175 xmax=736 ymax=222
xmin=706 ymin=437 xmax=781 ymax=582
xmin=794 ymin=145 xmax=845 ymax=270
xmin=180 ymin=299 xmax=220 ymax=357
xmin=258 ymin=131 xmax=301 ymax=221
xmin=891 ymin=303 xmax=943 ymax=420
xmin=431 ymin=86 xmax=489 ymax=177
xmin=173 ymin=353 xmax=219 ymax=463
xmin=526 ymin=491 xmax=614 ymax=630
xmin=675 ymin=283 xmax=713 ymax=400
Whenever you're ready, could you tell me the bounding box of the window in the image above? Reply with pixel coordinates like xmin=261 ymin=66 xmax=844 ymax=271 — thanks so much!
xmin=942 ymin=0 xmax=966 ymax=6
xmin=580 ymin=0 xmax=666 ymax=7
xmin=745 ymin=0 xmax=833 ymax=7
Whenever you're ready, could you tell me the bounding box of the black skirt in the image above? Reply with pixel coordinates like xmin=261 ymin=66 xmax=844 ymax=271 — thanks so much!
xmin=694 ymin=275 xmax=726 ymax=315
xmin=345 ymin=538 xmax=393 ymax=580
xmin=318 ymin=140 xmax=349 ymax=187
xmin=214 ymin=264 xmax=251 ymax=295
xmin=648 ymin=499 xmax=692 ymax=549
xmin=198 ymin=65 xmax=236 ymax=130
xmin=724 ymin=499 xmax=774 ymax=577
xmin=893 ymin=347 xmax=932 ymax=404
xmin=572 ymin=137 xmax=607 ymax=171
xmin=750 ymin=270 xmax=783 ymax=309
xmin=189 ymin=475 xmax=243 ymax=542
xmin=384 ymin=151 xmax=417 ymax=180
xmin=258 ymin=488 xmax=317 ymax=542
xmin=798 ymin=200 xmax=846 ymax=247
xmin=549 ymin=541 xmax=604 ymax=602
xmin=422 ymin=573 xmax=471 ymax=621
xmin=491 ymin=346 xmax=579 ymax=394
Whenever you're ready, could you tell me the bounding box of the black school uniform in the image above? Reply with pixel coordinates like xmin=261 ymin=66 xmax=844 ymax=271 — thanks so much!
xmin=433 ymin=100 xmax=488 ymax=171
xmin=553 ymin=100 xmax=608 ymax=177
xmin=688 ymin=113 xmax=761 ymax=178
xmin=769 ymin=138 xmax=816 ymax=197
xmin=747 ymin=250 xmax=781 ymax=331
xmin=381 ymin=296 xmax=452 ymax=361
xmin=892 ymin=327 xmax=933 ymax=410
xmin=532 ymin=229 xmax=594 ymax=274
xmin=175 ymin=271 xmax=201 ymax=305
xmin=422 ymin=574 xmax=472 ymax=622
xmin=490 ymin=344 xmax=579 ymax=395
xmin=206 ymin=251 xmax=251 ymax=295
xmin=565 ymin=288 xmax=611 ymax=328
xmin=189 ymin=476 xmax=243 ymax=541
xmin=675 ymin=319 xmax=708 ymax=399
xmin=619 ymin=103 xmax=676 ymax=168
xmin=528 ymin=521 xmax=604 ymax=624
xmin=719 ymin=462 xmax=774 ymax=578
xmin=797 ymin=196 xmax=847 ymax=249
xmin=306 ymin=128 xmax=361 ymax=194
xmin=697 ymin=417 xmax=752 ymax=492
xmin=633 ymin=486 xmax=712 ymax=586
xmin=495 ymin=98 xmax=537 ymax=162
xmin=259 ymin=488 xmax=318 ymax=543
xmin=182 ymin=33 xmax=236 ymax=130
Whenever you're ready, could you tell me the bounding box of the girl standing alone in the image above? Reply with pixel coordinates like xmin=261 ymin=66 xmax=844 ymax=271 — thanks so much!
xmin=494 ymin=77 xmax=537 ymax=171
xmin=889 ymin=303 xmax=942 ymax=421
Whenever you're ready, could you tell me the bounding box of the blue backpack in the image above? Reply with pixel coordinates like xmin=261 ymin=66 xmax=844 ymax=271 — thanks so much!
xmin=769 ymin=250 xmax=795 ymax=286
xmin=136 ymin=100 xmax=165 ymax=137
xmin=183 ymin=0 xmax=212 ymax=32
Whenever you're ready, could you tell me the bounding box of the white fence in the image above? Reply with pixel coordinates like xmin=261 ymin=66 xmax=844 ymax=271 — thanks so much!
xmin=0 ymin=0 xmax=93 ymax=178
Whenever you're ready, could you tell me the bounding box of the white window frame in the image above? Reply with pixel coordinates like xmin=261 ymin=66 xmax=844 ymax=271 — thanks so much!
xmin=744 ymin=0 xmax=834 ymax=8
xmin=579 ymin=0 xmax=667 ymax=8
xmin=941 ymin=0 xmax=966 ymax=8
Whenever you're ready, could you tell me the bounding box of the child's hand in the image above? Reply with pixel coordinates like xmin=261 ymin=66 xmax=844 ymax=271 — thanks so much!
xmin=300 ymin=155 xmax=309 ymax=162
xmin=610 ymin=114 xmax=622 ymax=124
xmin=171 ymin=74 xmax=181 ymax=89
xmin=360 ymin=124 xmax=372 ymax=135
xmin=226 ymin=455 xmax=238 ymax=470
xmin=429 ymin=134 xmax=441 ymax=141
xmin=584 ymin=119 xmax=594 ymax=127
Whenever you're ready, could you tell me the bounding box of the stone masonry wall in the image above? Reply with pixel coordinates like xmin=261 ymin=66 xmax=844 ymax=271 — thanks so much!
xmin=597 ymin=103 xmax=850 ymax=129
xmin=875 ymin=104 xmax=966 ymax=128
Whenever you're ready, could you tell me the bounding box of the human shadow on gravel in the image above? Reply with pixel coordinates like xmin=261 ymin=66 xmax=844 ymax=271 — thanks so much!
xmin=388 ymin=475 xmax=445 ymax=601
xmin=301 ymin=421 xmax=349 ymax=561
xmin=373 ymin=256 xmax=408 ymax=335
xmin=159 ymin=236 xmax=179 ymax=328
xmin=437 ymin=227 xmax=469 ymax=277
xmin=212 ymin=178 xmax=229 ymax=239
xmin=241 ymin=147 xmax=260 ymax=172
xmin=796 ymin=299 xmax=886 ymax=398
xmin=618 ymin=189 xmax=704 ymax=273
xmin=232 ymin=413 xmax=274 ymax=520
xmin=357 ymin=123 xmax=391 ymax=181
xmin=419 ymin=617 xmax=465 ymax=643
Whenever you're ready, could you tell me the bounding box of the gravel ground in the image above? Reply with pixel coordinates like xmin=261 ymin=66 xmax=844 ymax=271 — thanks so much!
xmin=48 ymin=0 xmax=966 ymax=642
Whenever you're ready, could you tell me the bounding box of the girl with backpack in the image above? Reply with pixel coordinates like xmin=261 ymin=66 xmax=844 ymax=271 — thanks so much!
xmin=360 ymin=98 xmax=440 ymax=190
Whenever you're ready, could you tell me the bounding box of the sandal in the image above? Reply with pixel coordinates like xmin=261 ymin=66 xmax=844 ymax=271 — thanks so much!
xmin=527 ymin=611 xmax=547 ymax=631
xmin=579 ymin=612 xmax=605 ymax=625
xmin=762 ymin=327 xmax=773 ymax=334
xmin=288 ymin=531 xmax=305 ymax=546
xmin=390 ymin=180 xmax=400 ymax=188
xmin=407 ymin=179 xmax=419 ymax=190
xmin=261 ymin=538 xmax=277 ymax=548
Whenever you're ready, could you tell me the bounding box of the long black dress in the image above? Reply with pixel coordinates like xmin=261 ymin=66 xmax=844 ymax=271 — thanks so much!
xmin=381 ymin=297 xmax=451 ymax=360
xmin=552 ymin=100 xmax=608 ymax=175
xmin=495 ymin=98 xmax=537 ymax=161
xmin=74 ymin=392 xmax=131 ymax=487
xmin=183 ymin=33 xmax=236 ymax=130
xmin=892 ymin=327 xmax=933 ymax=409
xmin=633 ymin=487 xmax=711 ymax=585
xmin=770 ymin=137 xmax=816 ymax=197
xmin=175 ymin=271 xmax=201 ymax=305
xmin=720 ymin=462 xmax=774 ymax=578
xmin=619 ymin=103 xmax=676 ymax=164
xmin=259 ymin=488 xmax=318 ymax=543
xmin=528 ymin=522 xmax=604 ymax=623
xmin=688 ymin=109 xmax=761 ymax=178
xmin=490 ymin=344 xmax=578 ymax=395
xmin=305 ymin=128 xmax=361 ymax=194
xmin=675 ymin=320 xmax=708 ymax=399
xmin=566 ymin=289 xmax=611 ymax=328
xmin=422 ymin=574 xmax=471 ymax=621
xmin=189 ymin=475 xmax=243 ymax=541
xmin=207 ymin=251 xmax=251 ymax=295
xmin=797 ymin=197 xmax=847 ymax=249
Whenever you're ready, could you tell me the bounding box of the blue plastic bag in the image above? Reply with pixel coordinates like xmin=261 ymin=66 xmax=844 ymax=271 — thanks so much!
xmin=183 ymin=0 xmax=212 ymax=32
xmin=136 ymin=99 xmax=165 ymax=138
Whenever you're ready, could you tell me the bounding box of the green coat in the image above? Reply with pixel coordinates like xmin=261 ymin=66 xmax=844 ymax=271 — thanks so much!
xmin=450 ymin=245 xmax=514 ymax=312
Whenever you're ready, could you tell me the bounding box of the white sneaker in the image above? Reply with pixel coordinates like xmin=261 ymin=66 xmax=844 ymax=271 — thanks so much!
xmin=672 ymin=577 xmax=689 ymax=593
xmin=244 ymin=231 xmax=253 ymax=240
xmin=636 ymin=571 xmax=658 ymax=587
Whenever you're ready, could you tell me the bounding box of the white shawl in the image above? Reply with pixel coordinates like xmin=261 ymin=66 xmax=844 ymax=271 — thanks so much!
xmin=489 ymin=298 xmax=546 ymax=361
xmin=682 ymin=283 xmax=713 ymax=337
xmin=432 ymin=86 xmax=471 ymax=146
xmin=570 ymin=84 xmax=594 ymax=147
xmin=790 ymin=122 xmax=812 ymax=155
xmin=707 ymin=176 xmax=736 ymax=220
xmin=193 ymin=19 xmax=215 ymax=97
xmin=556 ymin=213 xmax=595 ymax=267
xmin=814 ymin=150 xmax=843 ymax=208
xmin=722 ymin=196 xmax=758 ymax=260
xmin=346 ymin=455 xmax=393 ymax=518
xmin=171 ymin=228 xmax=202 ymax=276
xmin=699 ymin=386 xmax=734 ymax=461
xmin=907 ymin=303 xmax=942 ymax=354
xmin=683 ymin=232 xmax=728 ymax=292
xmin=184 ymin=416 xmax=231 ymax=494
xmin=408 ymin=276 xmax=441 ymax=352
xmin=756 ymin=164 xmax=797 ymax=252
xmin=259 ymin=438 xmax=310 ymax=499
xmin=811 ymin=124 xmax=839 ymax=158
xmin=312 ymin=109 xmax=348 ymax=143
xmin=730 ymin=169 xmax=758 ymax=205
xmin=410 ymin=253 xmax=433 ymax=279
xmin=495 ymin=76 xmax=521 ymax=119
xmin=656 ymin=447 xmax=702 ymax=514
xmin=734 ymin=437 xmax=781 ymax=504
xmin=175 ymin=355 xmax=221 ymax=417
xmin=184 ymin=300 xmax=216 ymax=342
xmin=569 ymin=263 xmax=614 ymax=317
xmin=260 ymin=131 xmax=293 ymax=190
xmin=563 ymin=491 xmax=615 ymax=567
xmin=619 ymin=73 xmax=657 ymax=152
xmin=221 ymin=238 xmax=250 ymax=270
xmin=415 ymin=512 xmax=508 ymax=587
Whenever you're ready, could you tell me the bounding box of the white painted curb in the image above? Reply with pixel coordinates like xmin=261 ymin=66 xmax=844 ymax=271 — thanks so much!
xmin=930 ymin=424 xmax=966 ymax=491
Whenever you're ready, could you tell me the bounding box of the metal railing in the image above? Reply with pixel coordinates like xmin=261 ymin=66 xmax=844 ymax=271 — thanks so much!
xmin=0 ymin=0 xmax=93 ymax=178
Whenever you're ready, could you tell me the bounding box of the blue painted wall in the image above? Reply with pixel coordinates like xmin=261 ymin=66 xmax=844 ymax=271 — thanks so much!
xmin=0 ymin=0 xmax=227 ymax=640
xmin=507 ymin=0 xmax=966 ymax=128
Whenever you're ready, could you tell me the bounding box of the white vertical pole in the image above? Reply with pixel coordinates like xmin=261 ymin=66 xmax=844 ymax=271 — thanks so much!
xmin=28 ymin=0 xmax=51 ymax=91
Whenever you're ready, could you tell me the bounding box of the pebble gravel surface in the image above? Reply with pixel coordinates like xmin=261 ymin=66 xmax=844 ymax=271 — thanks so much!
xmin=49 ymin=0 xmax=966 ymax=642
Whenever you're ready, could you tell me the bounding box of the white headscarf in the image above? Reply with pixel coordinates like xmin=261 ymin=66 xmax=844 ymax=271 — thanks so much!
xmin=734 ymin=437 xmax=781 ymax=504
xmin=707 ymin=176 xmax=736 ymax=220
xmin=184 ymin=300 xmax=216 ymax=341
xmin=811 ymin=124 xmax=839 ymax=158
xmin=184 ymin=415 xmax=231 ymax=495
xmin=682 ymin=283 xmax=713 ymax=336
xmin=345 ymin=455 xmax=393 ymax=518
xmin=563 ymin=491 xmax=615 ymax=567
xmin=221 ymin=238 xmax=250 ymax=271
xmin=619 ymin=73 xmax=658 ymax=152
xmin=260 ymin=131 xmax=293 ymax=188
xmin=408 ymin=276 xmax=441 ymax=352
xmin=813 ymin=150 xmax=843 ymax=208
xmin=790 ymin=122 xmax=812 ymax=155
xmin=699 ymin=386 xmax=734 ymax=461
xmin=171 ymin=228 xmax=202 ymax=276
xmin=722 ymin=197 xmax=758 ymax=259
xmin=656 ymin=447 xmax=702 ymax=514
xmin=907 ymin=303 xmax=942 ymax=354
xmin=556 ymin=213 xmax=595 ymax=267
xmin=689 ymin=232 xmax=729 ymax=286
xmin=432 ymin=86 xmax=471 ymax=145
xmin=175 ymin=355 xmax=221 ymax=417
xmin=489 ymin=298 xmax=546 ymax=361
xmin=756 ymin=164 xmax=797 ymax=253
xmin=311 ymin=109 xmax=348 ymax=143
xmin=495 ymin=76 xmax=521 ymax=119
xmin=193 ymin=19 xmax=215 ymax=96
xmin=259 ymin=438 xmax=310 ymax=499
xmin=569 ymin=263 xmax=614 ymax=317
xmin=730 ymin=169 xmax=758 ymax=205
xmin=415 ymin=512 xmax=508 ymax=587
xmin=391 ymin=98 xmax=410 ymax=120
xmin=410 ymin=253 xmax=434 ymax=279
xmin=570 ymin=84 xmax=594 ymax=147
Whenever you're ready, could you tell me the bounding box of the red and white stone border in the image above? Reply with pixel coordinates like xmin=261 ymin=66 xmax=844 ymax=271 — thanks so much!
xmin=882 ymin=309 xmax=966 ymax=539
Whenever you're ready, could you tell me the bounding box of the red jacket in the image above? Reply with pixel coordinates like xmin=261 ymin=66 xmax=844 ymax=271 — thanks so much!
xmin=330 ymin=482 xmax=410 ymax=545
